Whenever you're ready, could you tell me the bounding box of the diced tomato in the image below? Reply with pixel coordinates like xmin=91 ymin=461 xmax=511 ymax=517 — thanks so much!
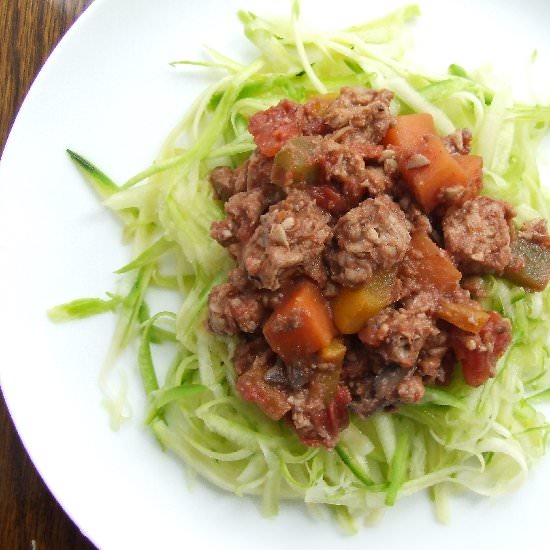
xmin=263 ymin=280 xmax=337 ymax=363
xmin=303 ymin=93 xmax=337 ymax=135
xmin=325 ymin=386 xmax=352 ymax=438
xmin=401 ymin=230 xmax=461 ymax=293
xmin=309 ymin=185 xmax=349 ymax=215
xmin=449 ymin=311 xmax=512 ymax=387
xmin=291 ymin=344 xmax=350 ymax=447
xmin=248 ymin=99 xmax=304 ymax=157
xmin=340 ymin=177 xmax=369 ymax=206
xmin=296 ymin=386 xmax=351 ymax=448
xmin=236 ymin=364 xmax=291 ymax=420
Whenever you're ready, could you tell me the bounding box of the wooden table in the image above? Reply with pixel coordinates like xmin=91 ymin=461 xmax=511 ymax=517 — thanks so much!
xmin=1 ymin=2 xmax=97 ymax=548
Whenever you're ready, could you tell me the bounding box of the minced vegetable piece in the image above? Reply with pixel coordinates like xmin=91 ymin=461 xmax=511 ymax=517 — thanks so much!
xmin=207 ymin=87 xmax=550 ymax=448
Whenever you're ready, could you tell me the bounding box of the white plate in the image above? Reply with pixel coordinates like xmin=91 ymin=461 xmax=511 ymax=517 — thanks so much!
xmin=2 ymin=0 xmax=550 ymax=548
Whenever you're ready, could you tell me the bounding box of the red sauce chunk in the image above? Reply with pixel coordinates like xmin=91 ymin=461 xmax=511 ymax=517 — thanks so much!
xmin=449 ymin=311 xmax=512 ymax=386
xmin=309 ymin=185 xmax=349 ymax=215
xmin=248 ymin=99 xmax=305 ymax=157
xmin=297 ymin=386 xmax=352 ymax=447
xmin=236 ymin=363 xmax=291 ymax=420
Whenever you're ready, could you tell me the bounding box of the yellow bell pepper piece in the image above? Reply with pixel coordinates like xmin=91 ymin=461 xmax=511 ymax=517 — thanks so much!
xmin=332 ymin=270 xmax=397 ymax=334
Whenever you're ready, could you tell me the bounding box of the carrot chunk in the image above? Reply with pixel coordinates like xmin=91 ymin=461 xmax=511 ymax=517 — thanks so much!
xmin=401 ymin=230 xmax=461 ymax=293
xmin=437 ymin=300 xmax=490 ymax=333
xmin=384 ymin=113 xmax=437 ymax=148
xmin=399 ymin=135 xmax=467 ymax=212
xmin=332 ymin=269 xmax=398 ymax=334
xmin=454 ymin=154 xmax=483 ymax=204
xmin=263 ymin=280 xmax=337 ymax=362
xmin=385 ymin=114 xmax=472 ymax=211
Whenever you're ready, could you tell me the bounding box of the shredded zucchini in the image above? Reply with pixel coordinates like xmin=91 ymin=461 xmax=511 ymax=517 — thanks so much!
xmin=51 ymin=1 xmax=550 ymax=529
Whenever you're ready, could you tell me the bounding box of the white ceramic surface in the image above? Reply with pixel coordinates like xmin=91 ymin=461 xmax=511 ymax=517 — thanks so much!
xmin=2 ymin=1 xmax=550 ymax=548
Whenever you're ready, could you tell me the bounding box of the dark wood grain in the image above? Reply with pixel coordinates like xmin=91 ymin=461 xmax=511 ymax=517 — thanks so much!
xmin=1 ymin=2 xmax=97 ymax=548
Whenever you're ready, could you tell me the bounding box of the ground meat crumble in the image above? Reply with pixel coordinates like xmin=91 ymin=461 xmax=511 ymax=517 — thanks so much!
xmin=443 ymin=196 xmax=515 ymax=274
xmin=327 ymin=194 xmax=411 ymax=287
xmin=242 ymin=190 xmax=332 ymax=290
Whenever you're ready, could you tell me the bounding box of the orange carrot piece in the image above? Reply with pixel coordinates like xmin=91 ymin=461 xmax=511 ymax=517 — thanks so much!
xmin=402 ymin=231 xmax=461 ymax=293
xmin=263 ymin=280 xmax=336 ymax=362
xmin=399 ymin=135 xmax=467 ymax=212
xmin=385 ymin=114 xmax=469 ymax=212
xmin=437 ymin=300 xmax=490 ymax=333
xmin=454 ymin=154 xmax=483 ymax=204
xmin=384 ymin=113 xmax=437 ymax=148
